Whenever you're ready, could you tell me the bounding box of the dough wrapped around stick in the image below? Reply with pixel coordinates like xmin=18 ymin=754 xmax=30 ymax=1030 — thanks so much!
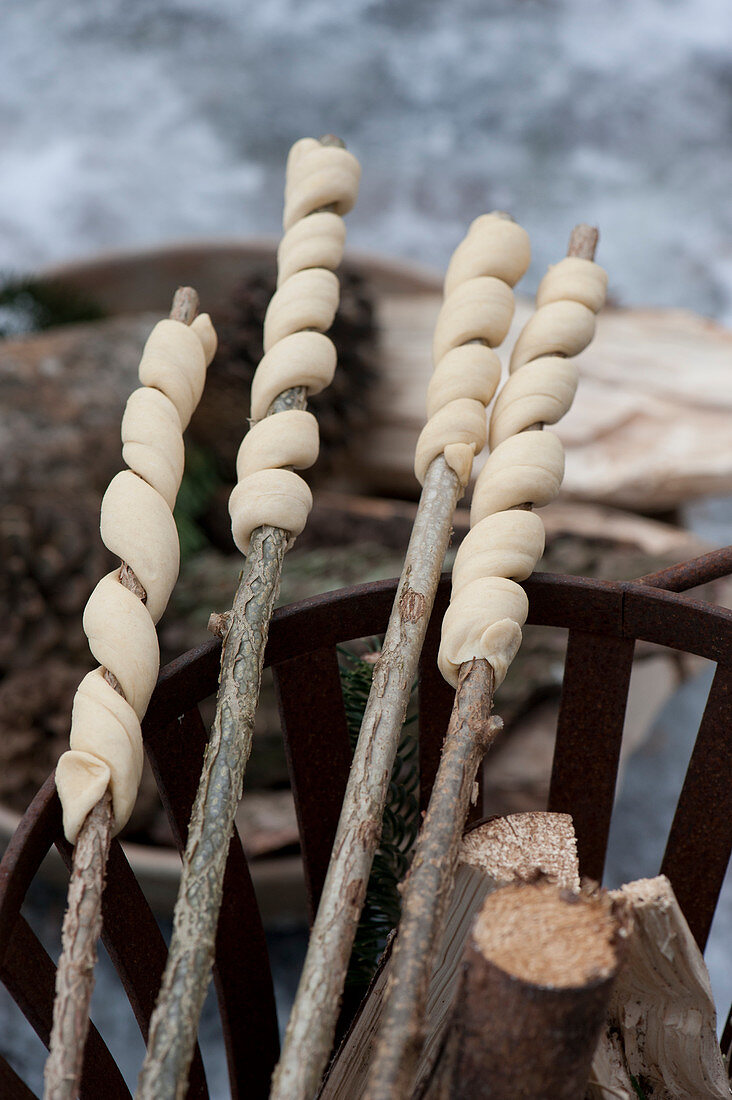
xmin=229 ymin=139 xmax=360 ymax=554
xmin=56 ymin=309 xmax=217 ymax=843
xmin=438 ymin=228 xmax=606 ymax=690
xmin=414 ymin=213 xmax=531 ymax=489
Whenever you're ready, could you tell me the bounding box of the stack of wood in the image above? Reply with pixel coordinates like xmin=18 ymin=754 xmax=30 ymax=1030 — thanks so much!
xmin=321 ymin=814 xmax=729 ymax=1099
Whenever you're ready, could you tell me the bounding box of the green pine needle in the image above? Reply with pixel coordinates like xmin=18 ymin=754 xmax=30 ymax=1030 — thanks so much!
xmin=338 ymin=644 xmax=420 ymax=989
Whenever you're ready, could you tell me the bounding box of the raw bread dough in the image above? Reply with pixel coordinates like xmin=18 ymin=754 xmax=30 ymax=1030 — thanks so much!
xmin=58 ymin=312 xmax=216 ymax=842
xmin=439 ymin=252 xmax=607 ymax=687
xmin=100 ymin=471 xmax=180 ymax=625
xmin=230 ymin=468 xmax=314 ymax=554
xmin=263 ymin=267 xmax=340 ymax=352
xmin=250 ymin=331 xmax=337 ymax=420
xmin=414 ymin=214 xmax=531 ymax=488
xmin=425 ymin=344 xmax=502 ymax=419
xmin=235 ymin=409 xmax=319 ymax=482
xmin=277 ymin=211 xmax=346 ymax=286
xmin=470 ymin=431 xmax=565 ymax=522
xmin=451 ymin=510 xmax=545 ymax=593
xmin=414 ymin=398 xmax=487 ymax=486
xmin=432 ymin=276 xmax=515 ymax=364
xmin=444 ymin=214 xmax=532 ymax=294
xmin=439 ymin=577 xmax=528 ymax=689
xmin=138 ymin=314 xmax=216 ymax=428
xmin=283 ymin=137 xmax=361 ymax=229
xmin=121 ymin=386 xmax=184 ymax=511
xmin=535 ymin=256 xmax=607 ymax=312
xmin=230 ymin=138 xmax=360 ymax=553
xmin=489 ymin=357 xmax=578 ymax=449
xmin=56 ymin=668 xmax=143 ymax=844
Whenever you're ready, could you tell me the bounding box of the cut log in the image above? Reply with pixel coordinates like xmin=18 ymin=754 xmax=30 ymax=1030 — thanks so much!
xmin=365 ymin=292 xmax=732 ymax=510
xmin=589 ymin=875 xmax=729 ymax=1100
xmin=319 ymin=812 xmax=580 ymax=1099
xmin=422 ymin=880 xmax=629 ymax=1100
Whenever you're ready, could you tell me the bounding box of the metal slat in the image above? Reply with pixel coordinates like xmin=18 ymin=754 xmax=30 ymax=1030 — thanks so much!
xmin=660 ymin=663 xmax=732 ymax=951
xmin=274 ymin=647 xmax=352 ymax=919
xmin=0 ymin=917 xmax=131 ymax=1099
xmin=548 ymin=631 xmax=635 ymax=881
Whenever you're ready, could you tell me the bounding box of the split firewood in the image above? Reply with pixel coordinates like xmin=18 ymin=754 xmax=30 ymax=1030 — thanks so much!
xmin=272 ymin=214 xmax=533 ymax=1100
xmin=136 ymin=136 xmax=361 ymax=1099
xmin=588 ymin=875 xmax=729 ymax=1100
xmin=320 ymin=811 xmax=580 ymax=1099
xmin=363 ymin=225 xmax=606 ymax=1100
xmin=421 ymin=879 xmax=630 ymax=1100
xmin=44 ymin=287 xmax=216 ymax=1100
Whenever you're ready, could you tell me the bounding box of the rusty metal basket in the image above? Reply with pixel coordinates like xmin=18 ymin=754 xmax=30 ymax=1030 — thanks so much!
xmin=1 ymin=548 xmax=731 ymax=1099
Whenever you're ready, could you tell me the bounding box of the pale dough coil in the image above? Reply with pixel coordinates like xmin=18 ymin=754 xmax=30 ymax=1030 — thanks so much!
xmin=509 ymin=255 xmax=607 ymax=372
xmin=282 ymin=137 xmax=361 ymax=229
xmin=413 ymin=214 xmax=530 ymax=489
xmin=56 ymin=313 xmax=217 ymax=843
xmin=439 ymin=248 xmax=606 ymax=689
xmin=230 ymin=139 xmax=360 ymax=554
xmin=438 ymin=432 xmax=562 ymax=689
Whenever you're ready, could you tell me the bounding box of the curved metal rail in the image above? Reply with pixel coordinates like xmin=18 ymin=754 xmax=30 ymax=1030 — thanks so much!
xmin=1 ymin=549 xmax=730 ymax=1096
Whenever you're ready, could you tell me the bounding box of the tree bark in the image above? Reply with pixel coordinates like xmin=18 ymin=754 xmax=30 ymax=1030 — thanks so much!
xmin=424 ymin=880 xmax=629 ymax=1100
xmin=43 ymin=792 xmax=113 ymax=1100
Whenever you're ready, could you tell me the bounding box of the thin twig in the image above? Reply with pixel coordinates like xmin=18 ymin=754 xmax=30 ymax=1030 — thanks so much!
xmin=364 ymin=225 xmax=600 ymax=1097
xmin=43 ymin=287 xmax=198 ymax=1100
xmin=136 ymin=138 xmax=347 ymax=1100
xmin=43 ymin=791 xmax=113 ymax=1100
xmin=270 ymin=455 xmax=462 ymax=1100
xmin=363 ymin=661 xmax=500 ymax=1099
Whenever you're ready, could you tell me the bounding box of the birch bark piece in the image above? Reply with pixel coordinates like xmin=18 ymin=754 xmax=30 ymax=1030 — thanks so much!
xmin=589 ymin=875 xmax=729 ymax=1100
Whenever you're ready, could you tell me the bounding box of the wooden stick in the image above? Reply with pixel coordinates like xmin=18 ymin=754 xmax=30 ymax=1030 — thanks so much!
xmin=43 ymin=287 xmax=198 ymax=1100
xmin=363 ymin=225 xmax=599 ymax=1098
xmin=136 ymin=138 xmax=348 ymax=1100
xmin=270 ymin=216 xmax=520 ymax=1100
xmin=422 ymin=881 xmax=629 ymax=1100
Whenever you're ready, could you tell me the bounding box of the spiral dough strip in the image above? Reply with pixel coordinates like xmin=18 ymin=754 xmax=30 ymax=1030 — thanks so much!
xmin=229 ymin=138 xmax=361 ymax=554
xmin=413 ymin=214 xmax=531 ymax=490
xmin=56 ymin=310 xmax=218 ymax=843
xmin=439 ymin=242 xmax=607 ymax=689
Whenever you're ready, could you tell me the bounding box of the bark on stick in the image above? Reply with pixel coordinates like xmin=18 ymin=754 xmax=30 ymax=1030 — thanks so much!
xmin=43 ymin=287 xmax=199 ymax=1100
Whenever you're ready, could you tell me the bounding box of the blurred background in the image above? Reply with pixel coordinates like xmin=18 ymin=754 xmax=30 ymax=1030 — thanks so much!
xmin=2 ymin=1 xmax=732 ymax=1095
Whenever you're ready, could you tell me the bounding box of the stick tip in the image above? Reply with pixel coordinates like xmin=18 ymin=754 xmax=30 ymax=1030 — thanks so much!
xmin=171 ymin=286 xmax=199 ymax=324
xmin=567 ymin=224 xmax=599 ymax=260
xmin=319 ymin=133 xmax=346 ymax=148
